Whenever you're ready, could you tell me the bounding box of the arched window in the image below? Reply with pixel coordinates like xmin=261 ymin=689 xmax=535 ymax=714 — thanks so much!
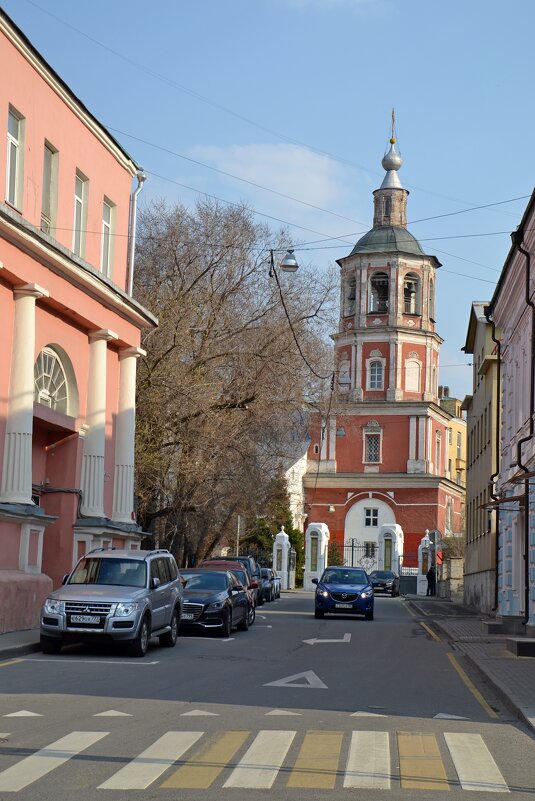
xmin=33 ymin=345 xmax=79 ymax=416
xmin=344 ymin=275 xmax=356 ymax=316
xmin=429 ymin=278 xmax=435 ymax=320
xmin=405 ymin=358 xmax=421 ymax=392
xmin=403 ymin=272 xmax=420 ymax=315
xmin=369 ymin=272 xmax=389 ymax=313
xmin=369 ymin=360 xmax=383 ymax=390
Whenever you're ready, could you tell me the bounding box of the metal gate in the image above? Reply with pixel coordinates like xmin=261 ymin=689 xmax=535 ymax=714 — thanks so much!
xmin=330 ymin=540 xmax=378 ymax=573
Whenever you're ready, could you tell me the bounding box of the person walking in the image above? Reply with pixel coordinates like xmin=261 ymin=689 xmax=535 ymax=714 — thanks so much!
xmin=426 ymin=564 xmax=436 ymax=596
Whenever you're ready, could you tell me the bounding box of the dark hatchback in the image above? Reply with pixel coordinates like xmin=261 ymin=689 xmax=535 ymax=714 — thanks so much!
xmin=369 ymin=570 xmax=400 ymax=596
xmin=179 ymin=569 xmax=250 ymax=636
xmin=313 ymin=566 xmax=374 ymax=620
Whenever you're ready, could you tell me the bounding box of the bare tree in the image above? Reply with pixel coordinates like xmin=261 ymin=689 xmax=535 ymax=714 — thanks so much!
xmin=134 ymin=198 xmax=336 ymax=564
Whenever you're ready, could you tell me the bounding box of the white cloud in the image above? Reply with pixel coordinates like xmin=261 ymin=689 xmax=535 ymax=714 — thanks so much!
xmin=188 ymin=142 xmax=368 ymax=249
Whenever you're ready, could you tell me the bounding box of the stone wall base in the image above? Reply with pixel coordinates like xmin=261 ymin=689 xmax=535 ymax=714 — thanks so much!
xmin=0 ymin=571 xmax=52 ymax=634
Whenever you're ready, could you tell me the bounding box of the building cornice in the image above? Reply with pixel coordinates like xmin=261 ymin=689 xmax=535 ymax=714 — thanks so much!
xmin=0 ymin=203 xmax=157 ymax=331
xmin=303 ymin=472 xmax=466 ymax=494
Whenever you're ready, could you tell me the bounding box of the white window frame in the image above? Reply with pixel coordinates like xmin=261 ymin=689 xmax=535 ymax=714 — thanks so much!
xmin=6 ymin=107 xmax=24 ymax=208
xmin=366 ymin=356 xmax=386 ymax=390
xmin=73 ymin=170 xmax=88 ymax=257
xmin=41 ymin=141 xmax=58 ymax=235
xmin=101 ymin=197 xmax=115 ymax=276
xmin=363 ymin=422 xmax=382 ymax=464
xmin=364 ymin=508 xmax=379 ymax=527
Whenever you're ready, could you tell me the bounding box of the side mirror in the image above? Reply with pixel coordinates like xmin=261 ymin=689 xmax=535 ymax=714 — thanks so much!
xmin=62 ymin=574 xmax=69 ymax=585
xmin=311 ymin=578 xmax=318 ymax=585
xmin=151 ymin=577 xmax=161 ymax=589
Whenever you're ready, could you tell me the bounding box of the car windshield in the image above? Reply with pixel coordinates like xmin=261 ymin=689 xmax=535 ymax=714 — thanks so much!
xmin=69 ymin=558 xmax=147 ymax=587
xmin=182 ymin=572 xmax=227 ymax=590
xmin=371 ymin=571 xmax=394 ymax=579
xmin=322 ymin=568 xmax=368 ymax=585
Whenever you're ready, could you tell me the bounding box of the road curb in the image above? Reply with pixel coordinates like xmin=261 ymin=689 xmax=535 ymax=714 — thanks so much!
xmin=0 ymin=641 xmax=41 ymax=661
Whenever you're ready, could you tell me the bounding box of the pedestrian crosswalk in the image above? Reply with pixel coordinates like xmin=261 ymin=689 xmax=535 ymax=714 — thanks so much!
xmin=0 ymin=727 xmax=519 ymax=792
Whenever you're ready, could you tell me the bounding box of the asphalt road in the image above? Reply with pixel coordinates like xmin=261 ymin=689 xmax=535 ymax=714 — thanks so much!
xmin=1 ymin=592 xmax=534 ymax=800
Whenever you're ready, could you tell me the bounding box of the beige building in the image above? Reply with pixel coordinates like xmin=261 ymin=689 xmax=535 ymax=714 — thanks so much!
xmin=461 ymin=302 xmax=499 ymax=614
xmin=439 ymin=387 xmax=467 ymax=493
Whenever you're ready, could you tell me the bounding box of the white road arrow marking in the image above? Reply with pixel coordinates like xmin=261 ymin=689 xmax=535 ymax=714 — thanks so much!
xmin=303 ymin=633 xmax=351 ymax=645
xmin=93 ymin=710 xmax=132 ymax=717
xmin=264 ymin=670 xmax=328 ymax=689
xmin=3 ymin=710 xmax=42 ymax=717
xmin=265 ymin=709 xmax=302 ymax=716
xmin=180 ymin=709 xmax=219 ymax=716
xmin=434 ymin=712 xmax=470 ymax=720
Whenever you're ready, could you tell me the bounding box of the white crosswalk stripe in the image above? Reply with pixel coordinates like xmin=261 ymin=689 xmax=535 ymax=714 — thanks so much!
xmin=444 ymin=733 xmax=509 ymax=793
xmin=0 ymin=731 xmax=108 ymax=792
xmin=0 ymin=727 xmax=517 ymax=793
xmin=223 ymin=730 xmax=296 ymax=788
xmin=97 ymin=731 xmax=203 ymax=790
xmin=344 ymin=730 xmax=391 ymax=789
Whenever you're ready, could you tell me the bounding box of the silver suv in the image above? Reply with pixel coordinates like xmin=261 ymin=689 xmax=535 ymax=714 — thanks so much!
xmin=40 ymin=548 xmax=183 ymax=657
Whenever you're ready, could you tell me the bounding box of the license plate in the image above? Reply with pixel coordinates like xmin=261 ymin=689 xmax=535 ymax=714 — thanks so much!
xmin=182 ymin=613 xmax=195 ymax=620
xmin=70 ymin=614 xmax=100 ymax=624
xmin=335 ymin=603 xmax=352 ymax=609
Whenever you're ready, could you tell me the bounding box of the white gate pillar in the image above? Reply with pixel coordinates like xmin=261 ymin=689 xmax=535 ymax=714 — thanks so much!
xmin=273 ymin=526 xmax=291 ymax=590
xmin=417 ymin=530 xmax=432 ymax=595
xmin=303 ymin=522 xmax=330 ymax=590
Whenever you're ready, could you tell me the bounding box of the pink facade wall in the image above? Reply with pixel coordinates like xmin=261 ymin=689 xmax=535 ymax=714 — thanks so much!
xmin=0 ymin=32 xmax=131 ymax=289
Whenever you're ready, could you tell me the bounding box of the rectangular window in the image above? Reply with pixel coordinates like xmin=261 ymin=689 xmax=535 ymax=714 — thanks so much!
xmin=73 ymin=170 xmax=88 ymax=257
xmin=6 ymin=107 xmax=24 ymax=208
xmin=101 ymin=198 xmax=114 ymax=276
xmin=369 ymin=361 xmax=383 ymax=390
xmin=365 ymin=433 xmax=381 ymax=463
xmin=456 ymin=431 xmax=462 ymax=458
xmin=364 ymin=508 xmax=378 ymax=527
xmin=41 ymin=142 xmax=58 ymax=234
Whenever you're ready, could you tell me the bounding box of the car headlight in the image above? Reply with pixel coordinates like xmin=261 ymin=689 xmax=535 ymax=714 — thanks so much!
xmin=317 ymin=590 xmax=329 ymax=598
xmin=386 ymin=580 xmax=393 ymax=586
xmin=44 ymin=598 xmax=65 ymax=614
xmin=360 ymin=588 xmax=373 ymax=598
xmin=208 ymin=601 xmax=225 ymax=610
xmin=114 ymin=602 xmax=139 ymax=617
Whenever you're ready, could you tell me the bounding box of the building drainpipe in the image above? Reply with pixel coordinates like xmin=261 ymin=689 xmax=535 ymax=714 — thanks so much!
xmin=510 ymin=230 xmax=534 ymax=626
xmin=484 ymin=305 xmax=501 ymax=612
xmin=126 ymin=170 xmax=146 ymax=296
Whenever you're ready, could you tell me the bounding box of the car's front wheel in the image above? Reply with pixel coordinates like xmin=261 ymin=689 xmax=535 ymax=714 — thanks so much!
xmin=314 ymin=608 xmax=324 ymax=619
xmin=159 ymin=607 xmax=179 ymax=647
xmin=247 ymin=604 xmax=256 ymax=626
xmin=221 ymin=609 xmax=232 ymax=637
xmin=237 ymin=607 xmax=249 ymax=631
xmin=365 ymin=609 xmax=374 ymax=621
xmin=40 ymin=635 xmax=62 ymax=655
xmin=130 ymin=615 xmax=150 ymax=657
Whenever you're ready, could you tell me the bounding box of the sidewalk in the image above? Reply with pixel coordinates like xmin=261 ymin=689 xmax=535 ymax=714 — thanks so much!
xmin=406 ymin=595 xmax=535 ymax=735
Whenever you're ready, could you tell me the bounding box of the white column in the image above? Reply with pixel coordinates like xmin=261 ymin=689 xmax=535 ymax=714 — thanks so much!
xmin=409 ymin=416 xmax=417 ymax=460
xmin=1 ymin=284 xmax=49 ymax=503
xmin=417 ymin=416 xmax=426 ymax=461
xmin=328 ymin=418 xmax=336 ymax=461
xmin=112 ymin=346 xmax=145 ymax=522
xmin=80 ymin=329 xmax=118 ymax=517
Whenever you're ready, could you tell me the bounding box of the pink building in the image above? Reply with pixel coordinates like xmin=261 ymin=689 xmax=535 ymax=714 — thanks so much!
xmin=0 ymin=10 xmax=156 ymax=633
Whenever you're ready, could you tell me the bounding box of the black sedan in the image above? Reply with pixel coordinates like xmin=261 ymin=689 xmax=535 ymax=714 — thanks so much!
xmin=179 ymin=569 xmax=249 ymax=636
xmin=369 ymin=570 xmax=400 ymax=597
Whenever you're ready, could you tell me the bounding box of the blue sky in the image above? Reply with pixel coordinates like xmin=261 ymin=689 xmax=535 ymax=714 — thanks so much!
xmin=5 ymin=0 xmax=534 ymax=398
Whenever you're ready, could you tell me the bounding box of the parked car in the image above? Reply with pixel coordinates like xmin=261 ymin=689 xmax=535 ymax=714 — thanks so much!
xmin=312 ymin=566 xmax=374 ymax=620
xmin=200 ymin=560 xmax=256 ymax=625
xmin=270 ymin=568 xmax=282 ymax=599
xmin=368 ymin=570 xmax=400 ymax=597
xmin=40 ymin=548 xmax=183 ymax=657
xmin=205 ymin=555 xmax=261 ymax=605
xmin=259 ymin=567 xmax=275 ymax=603
xmin=179 ymin=569 xmax=250 ymax=636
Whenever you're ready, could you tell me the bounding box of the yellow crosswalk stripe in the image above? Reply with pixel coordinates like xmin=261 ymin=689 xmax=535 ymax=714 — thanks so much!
xmin=287 ymin=730 xmax=343 ymax=789
xmin=397 ymin=731 xmax=450 ymax=791
xmin=161 ymin=731 xmax=250 ymax=788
